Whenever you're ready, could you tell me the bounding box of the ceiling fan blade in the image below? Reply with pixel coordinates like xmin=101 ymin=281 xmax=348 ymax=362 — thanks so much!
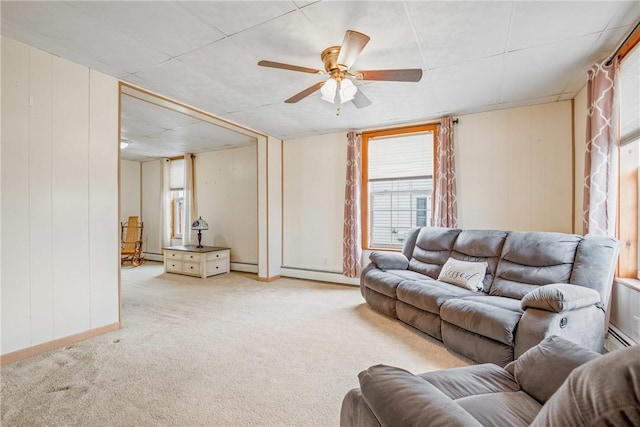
xmin=352 ymin=87 xmax=372 ymax=109
xmin=337 ymin=30 xmax=370 ymax=69
xmin=258 ymin=60 xmax=324 ymax=75
xmin=356 ymin=69 xmax=423 ymax=82
xmin=284 ymin=81 xmax=325 ymax=103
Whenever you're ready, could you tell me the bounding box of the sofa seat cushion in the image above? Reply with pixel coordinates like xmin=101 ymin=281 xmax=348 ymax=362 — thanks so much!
xmin=440 ymin=296 xmax=523 ymax=345
xmin=363 ymin=269 xmax=406 ymax=298
xmin=419 ymin=363 xmax=519 ymax=399
xmin=397 ymin=279 xmax=477 ymax=314
xmin=457 ymin=391 xmax=542 ymax=427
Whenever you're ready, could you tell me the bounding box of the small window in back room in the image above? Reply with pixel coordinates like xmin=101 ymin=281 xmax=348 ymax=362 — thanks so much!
xmin=362 ymin=125 xmax=436 ymax=249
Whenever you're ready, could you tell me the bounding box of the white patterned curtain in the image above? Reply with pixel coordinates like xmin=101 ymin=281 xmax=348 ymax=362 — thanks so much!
xmin=160 ymin=158 xmax=172 ymax=247
xmin=433 ymin=117 xmax=458 ymax=228
xmin=182 ymin=154 xmax=196 ymax=245
xmin=583 ymin=59 xmax=618 ymax=236
xmin=343 ymin=131 xmax=362 ymax=278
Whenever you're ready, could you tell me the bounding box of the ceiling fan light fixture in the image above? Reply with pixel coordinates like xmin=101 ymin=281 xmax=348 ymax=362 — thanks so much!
xmin=339 ymin=78 xmax=357 ymax=103
xmin=320 ymin=77 xmax=357 ymax=105
xmin=320 ymin=78 xmax=337 ymax=103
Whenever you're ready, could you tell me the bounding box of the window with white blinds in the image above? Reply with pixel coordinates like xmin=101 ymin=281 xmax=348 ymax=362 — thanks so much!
xmin=619 ymin=43 xmax=640 ymax=146
xmin=365 ymin=130 xmax=434 ymax=248
xmin=368 ymin=133 xmax=434 ymax=179
xmin=170 ymin=159 xmax=185 ymax=237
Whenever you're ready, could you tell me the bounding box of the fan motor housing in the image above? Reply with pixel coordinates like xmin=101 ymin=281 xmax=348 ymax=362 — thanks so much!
xmin=321 ymin=46 xmax=345 ymax=74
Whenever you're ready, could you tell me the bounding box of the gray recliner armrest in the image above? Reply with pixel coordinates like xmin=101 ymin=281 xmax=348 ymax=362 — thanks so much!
xmin=369 ymin=252 xmax=409 ymax=270
xmin=358 ymin=364 xmax=482 ymax=427
xmin=521 ymin=284 xmax=602 ymax=313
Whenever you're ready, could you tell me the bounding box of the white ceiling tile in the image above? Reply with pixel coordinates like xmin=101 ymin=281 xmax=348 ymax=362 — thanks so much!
xmin=2 ymin=1 xmax=639 ymax=141
xmin=70 ymin=2 xmax=225 ymax=58
xmin=1 ymin=1 xmax=170 ymax=73
xmin=1 ymin=21 xmax=130 ymax=78
xmin=301 ymin=1 xmax=423 ymax=71
xmin=430 ymin=55 xmax=504 ymax=113
xmin=408 ymin=1 xmax=512 ymax=69
xmin=121 ymin=95 xmax=200 ymax=129
xmin=501 ymin=34 xmax=600 ymax=103
xmin=562 ymin=26 xmax=629 ymax=94
xmin=178 ymin=1 xmax=297 ymax=37
xmin=606 ymin=1 xmax=640 ymax=28
xmin=508 ymin=2 xmax=618 ymax=51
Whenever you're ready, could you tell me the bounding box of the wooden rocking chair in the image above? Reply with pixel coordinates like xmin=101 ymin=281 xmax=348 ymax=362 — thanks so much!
xmin=121 ymin=216 xmax=144 ymax=266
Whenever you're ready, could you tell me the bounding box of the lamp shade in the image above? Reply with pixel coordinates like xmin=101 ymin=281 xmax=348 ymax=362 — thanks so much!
xmin=320 ymin=77 xmax=358 ymax=105
xmin=339 ymin=78 xmax=357 ymax=103
xmin=320 ymin=78 xmax=337 ymax=103
xmin=191 ymin=216 xmax=208 ymax=231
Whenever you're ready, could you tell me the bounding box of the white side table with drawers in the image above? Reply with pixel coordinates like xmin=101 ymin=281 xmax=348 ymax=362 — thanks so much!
xmin=163 ymin=245 xmax=230 ymax=279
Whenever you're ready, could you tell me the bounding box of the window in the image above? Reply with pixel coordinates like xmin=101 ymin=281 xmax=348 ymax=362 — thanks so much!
xmin=362 ymin=124 xmax=437 ymax=249
xmin=170 ymin=159 xmax=185 ymax=238
xmin=618 ymin=39 xmax=640 ymax=279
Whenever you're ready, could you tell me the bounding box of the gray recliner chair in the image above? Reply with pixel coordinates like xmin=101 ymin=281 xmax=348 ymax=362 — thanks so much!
xmin=340 ymin=336 xmax=640 ymax=426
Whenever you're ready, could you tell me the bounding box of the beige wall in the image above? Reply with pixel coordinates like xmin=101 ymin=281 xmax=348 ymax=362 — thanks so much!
xmin=282 ymin=133 xmax=347 ymax=274
xmin=120 ymin=159 xmax=141 ymax=223
xmin=1 ymin=38 xmax=119 ymax=355
xmin=281 ymin=101 xmax=574 ymax=283
xmin=456 ymin=101 xmax=574 ymax=232
xmin=195 ymin=146 xmax=258 ymax=266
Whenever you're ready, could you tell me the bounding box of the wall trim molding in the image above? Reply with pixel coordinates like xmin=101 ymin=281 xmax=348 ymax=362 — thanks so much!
xmin=257 ymin=275 xmax=281 ymax=282
xmin=0 ymin=322 xmax=120 ymax=366
xmin=280 ymin=267 xmax=359 ymax=286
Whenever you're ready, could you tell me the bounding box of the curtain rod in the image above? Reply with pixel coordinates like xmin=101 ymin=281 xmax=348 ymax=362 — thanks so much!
xmin=606 ymin=19 xmax=640 ymax=66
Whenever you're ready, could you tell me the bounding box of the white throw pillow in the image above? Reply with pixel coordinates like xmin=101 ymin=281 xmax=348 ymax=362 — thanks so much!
xmin=437 ymin=257 xmax=487 ymax=291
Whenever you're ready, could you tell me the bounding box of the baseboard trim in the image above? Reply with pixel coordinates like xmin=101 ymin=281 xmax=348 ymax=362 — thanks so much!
xmin=257 ymin=275 xmax=281 ymax=282
xmin=280 ymin=267 xmax=359 ymax=286
xmin=231 ymin=262 xmax=258 ymax=274
xmin=0 ymin=322 xmax=120 ymax=366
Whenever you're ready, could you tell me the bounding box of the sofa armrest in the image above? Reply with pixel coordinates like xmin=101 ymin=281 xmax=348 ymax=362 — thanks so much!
xmin=521 ymin=284 xmax=602 ymax=313
xmin=358 ymin=364 xmax=482 ymax=427
xmin=369 ymin=252 xmax=409 ymax=270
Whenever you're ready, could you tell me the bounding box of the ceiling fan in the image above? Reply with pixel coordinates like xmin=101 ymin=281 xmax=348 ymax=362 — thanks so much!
xmin=258 ymin=30 xmax=423 ymax=115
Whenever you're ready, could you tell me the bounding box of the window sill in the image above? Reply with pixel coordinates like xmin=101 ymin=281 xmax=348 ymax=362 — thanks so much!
xmin=615 ymin=277 xmax=640 ymax=292
xmin=364 ymin=247 xmax=402 ymax=252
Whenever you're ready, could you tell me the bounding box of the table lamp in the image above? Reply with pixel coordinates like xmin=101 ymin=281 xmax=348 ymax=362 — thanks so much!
xmin=191 ymin=216 xmax=209 ymax=248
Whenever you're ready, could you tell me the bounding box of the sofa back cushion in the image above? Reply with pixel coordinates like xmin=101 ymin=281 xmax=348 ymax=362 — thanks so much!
xmin=408 ymin=227 xmax=461 ymax=279
xmin=490 ymin=232 xmax=581 ymax=299
xmin=530 ymin=345 xmax=640 ymax=427
xmin=569 ymin=234 xmax=619 ymax=307
xmin=450 ymin=230 xmax=508 ymax=293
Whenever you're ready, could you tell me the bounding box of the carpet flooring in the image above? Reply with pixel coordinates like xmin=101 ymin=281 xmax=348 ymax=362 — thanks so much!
xmin=1 ymin=263 xmax=470 ymax=426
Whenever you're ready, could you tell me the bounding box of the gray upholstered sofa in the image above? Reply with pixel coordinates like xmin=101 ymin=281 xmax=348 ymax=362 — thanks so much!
xmin=361 ymin=227 xmax=619 ymax=366
xmin=340 ymin=336 xmax=640 ymax=427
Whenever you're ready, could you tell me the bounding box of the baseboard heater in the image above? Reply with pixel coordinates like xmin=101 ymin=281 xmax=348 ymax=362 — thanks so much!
xmin=605 ymin=325 xmax=637 ymax=352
